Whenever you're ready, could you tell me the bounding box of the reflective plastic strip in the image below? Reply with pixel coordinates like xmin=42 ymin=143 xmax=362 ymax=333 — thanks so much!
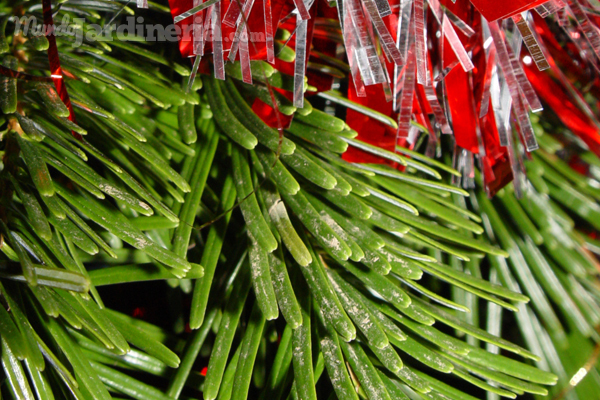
xmin=294 ymin=18 xmax=308 ymax=107
xmin=264 ymin=0 xmax=275 ymax=63
xmin=513 ymin=13 xmax=550 ymax=70
xmin=414 ymin=0 xmax=428 ymax=84
xmin=489 ymin=21 xmax=538 ymax=152
xmin=212 ymin=2 xmax=225 ymax=80
xmin=174 ymin=0 xmax=220 ymax=23
xmin=192 ymin=0 xmax=204 ymax=55
xmin=363 ymin=0 xmax=403 ymax=65
xmin=240 ymin=24 xmax=253 ymax=84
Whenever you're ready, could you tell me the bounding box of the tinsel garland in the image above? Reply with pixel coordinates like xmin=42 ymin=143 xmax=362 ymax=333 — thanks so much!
xmin=160 ymin=0 xmax=600 ymax=198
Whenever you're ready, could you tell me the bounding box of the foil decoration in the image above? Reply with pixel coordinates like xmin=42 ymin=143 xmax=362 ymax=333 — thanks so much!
xmin=293 ymin=0 xmax=311 ymax=20
xmin=534 ymin=2 xmax=553 ymax=17
xmin=393 ymin=0 xmax=414 ymax=110
xmin=506 ymin=43 xmax=543 ymax=113
xmin=165 ymin=0 xmax=600 ymax=196
xmin=240 ymin=23 xmax=253 ymax=84
xmin=513 ymin=12 xmax=550 ymax=70
xmin=534 ymin=0 xmax=565 ymax=16
xmin=347 ymin=0 xmax=387 ymax=85
xmin=427 ymin=0 xmax=474 ymax=72
xmin=339 ymin=0 xmax=367 ymax=97
xmin=405 ymin=125 xmax=420 ymax=144
xmin=192 ymin=0 xmax=204 ymax=55
xmin=202 ymin=3 xmax=214 ymax=55
xmin=227 ymin=0 xmax=257 ymax=62
xmin=441 ymin=13 xmax=475 ymax=71
xmin=375 ymin=0 xmax=392 ymax=16
xmin=294 ymin=17 xmax=309 ymax=107
xmin=212 ymin=1 xmax=225 ymax=80
xmin=490 ymin=66 xmax=510 ymax=147
xmin=425 ymin=79 xmax=452 ymax=134
xmin=223 ymin=0 xmax=245 ymax=26
xmin=397 ymin=0 xmax=413 ymax=61
xmin=397 ymin=44 xmax=417 ymax=138
xmin=363 ymin=0 xmax=403 ymax=64
xmin=567 ymin=0 xmax=600 ymax=61
xmin=264 ymin=0 xmax=275 ymax=63
xmin=489 ymin=21 xmax=538 ymax=152
xmin=445 ymin=9 xmax=476 ymax=37
xmin=414 ymin=0 xmax=429 ymax=84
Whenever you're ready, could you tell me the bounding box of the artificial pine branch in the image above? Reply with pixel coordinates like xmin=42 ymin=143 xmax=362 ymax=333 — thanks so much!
xmin=0 ymin=1 xmax=599 ymax=400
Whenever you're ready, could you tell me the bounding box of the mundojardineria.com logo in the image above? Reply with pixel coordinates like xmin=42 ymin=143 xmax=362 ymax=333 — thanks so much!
xmin=11 ymin=15 xmax=265 ymax=48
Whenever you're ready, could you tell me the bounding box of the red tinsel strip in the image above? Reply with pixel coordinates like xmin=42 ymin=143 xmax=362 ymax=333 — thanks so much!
xmin=42 ymin=0 xmax=80 ymax=140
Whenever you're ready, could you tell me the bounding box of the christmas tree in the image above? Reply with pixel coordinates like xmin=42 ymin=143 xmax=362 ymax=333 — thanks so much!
xmin=1 ymin=0 xmax=600 ymax=399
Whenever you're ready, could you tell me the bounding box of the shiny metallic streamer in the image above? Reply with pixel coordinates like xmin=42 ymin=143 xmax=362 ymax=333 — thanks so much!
xmin=427 ymin=0 xmax=474 ymax=73
xmin=393 ymin=0 xmax=413 ymax=111
xmin=294 ymin=18 xmax=308 ymax=107
xmin=212 ymin=1 xmax=225 ymax=79
xmin=561 ymin=17 xmax=600 ymax=72
xmin=425 ymin=81 xmax=452 ymax=134
xmin=374 ymin=0 xmax=392 ymax=17
xmin=490 ymin=68 xmax=510 ymax=147
xmin=346 ymin=0 xmax=386 ymax=85
xmin=414 ymin=0 xmax=429 ymax=84
xmin=489 ymin=21 xmax=538 ymax=152
xmin=264 ymin=0 xmax=275 ymax=63
xmin=363 ymin=0 xmax=403 ymax=65
xmin=506 ymin=43 xmax=544 ymax=113
xmin=223 ymin=0 xmax=246 ymax=27
xmin=240 ymin=24 xmax=253 ymax=84
xmin=513 ymin=12 xmax=550 ymax=71
xmin=397 ymin=46 xmax=416 ymax=138
xmin=567 ymin=0 xmax=600 ymax=62
xmin=445 ymin=9 xmax=476 ymax=37
xmin=174 ymin=0 xmax=220 ymax=23
xmin=228 ymin=0 xmax=257 ymax=62
xmin=293 ymin=0 xmax=311 ymax=20
xmin=339 ymin=0 xmax=367 ymax=95
xmin=192 ymin=0 xmax=204 ymax=55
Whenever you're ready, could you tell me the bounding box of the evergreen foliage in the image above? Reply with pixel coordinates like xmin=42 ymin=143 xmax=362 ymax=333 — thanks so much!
xmin=0 ymin=1 xmax=599 ymax=399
